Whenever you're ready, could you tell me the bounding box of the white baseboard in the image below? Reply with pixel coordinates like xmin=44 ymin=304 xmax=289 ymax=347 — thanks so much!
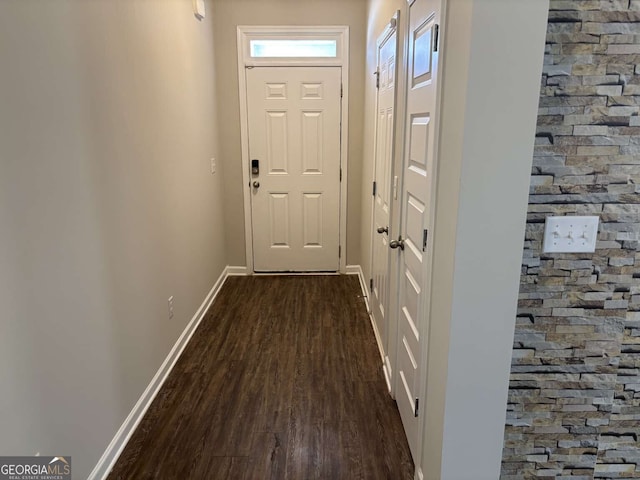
xmin=346 ymin=264 xmax=370 ymax=310
xmin=253 ymin=271 xmax=340 ymax=276
xmin=369 ymin=313 xmax=385 ymax=365
xmin=346 ymin=264 xmax=386 ymax=368
xmin=226 ymin=265 xmax=248 ymax=276
xmin=383 ymin=357 xmax=392 ymax=393
xmin=345 ymin=264 xmax=362 ymax=275
xmin=383 ymin=366 xmax=392 ymax=392
xmin=88 ymin=266 xmax=233 ymax=480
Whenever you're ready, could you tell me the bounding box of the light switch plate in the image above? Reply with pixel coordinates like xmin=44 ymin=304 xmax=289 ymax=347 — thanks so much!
xmin=543 ymin=216 xmax=599 ymax=253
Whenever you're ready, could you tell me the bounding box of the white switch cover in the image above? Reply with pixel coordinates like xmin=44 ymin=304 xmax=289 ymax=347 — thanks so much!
xmin=543 ymin=216 xmax=599 ymax=253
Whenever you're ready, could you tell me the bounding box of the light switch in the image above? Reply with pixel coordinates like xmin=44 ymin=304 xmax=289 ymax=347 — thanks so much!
xmin=543 ymin=216 xmax=599 ymax=253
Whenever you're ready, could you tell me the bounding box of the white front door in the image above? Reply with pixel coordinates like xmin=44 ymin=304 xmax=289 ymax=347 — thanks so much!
xmin=246 ymin=67 xmax=342 ymax=272
xmin=371 ymin=23 xmax=399 ymax=388
xmin=394 ymin=0 xmax=441 ymax=461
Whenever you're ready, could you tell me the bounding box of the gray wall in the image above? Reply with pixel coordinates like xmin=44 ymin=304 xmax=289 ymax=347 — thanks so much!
xmin=503 ymin=1 xmax=640 ymax=478
xmin=0 ymin=1 xmax=227 ymax=478
xmin=212 ymin=0 xmax=367 ymax=267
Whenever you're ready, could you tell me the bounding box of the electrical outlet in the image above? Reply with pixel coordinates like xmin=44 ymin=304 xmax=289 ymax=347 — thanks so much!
xmin=210 ymin=157 xmax=216 ymax=175
xmin=168 ymin=296 xmax=174 ymax=319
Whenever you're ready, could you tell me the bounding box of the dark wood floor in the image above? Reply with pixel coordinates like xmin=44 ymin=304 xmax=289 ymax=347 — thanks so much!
xmin=108 ymin=275 xmax=414 ymax=480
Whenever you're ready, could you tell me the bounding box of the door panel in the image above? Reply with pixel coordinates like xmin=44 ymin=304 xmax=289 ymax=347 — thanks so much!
xmin=371 ymin=24 xmax=399 ymax=385
xmin=395 ymin=0 xmax=441 ymax=462
xmin=302 ymin=193 xmax=323 ymax=246
xmin=268 ymin=193 xmax=290 ymax=247
xmin=302 ymin=112 xmax=323 ymax=173
xmin=266 ymin=111 xmax=288 ymax=173
xmin=247 ymin=67 xmax=341 ymax=272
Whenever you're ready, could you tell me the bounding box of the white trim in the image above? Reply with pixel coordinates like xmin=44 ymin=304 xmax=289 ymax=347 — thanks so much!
xmin=237 ymin=27 xmax=254 ymax=274
xmin=345 ymin=264 xmax=363 ymax=275
xmin=339 ymin=37 xmax=350 ymax=274
xmin=88 ymin=266 xmax=234 ymax=480
xmin=345 ymin=264 xmax=369 ymax=310
xmin=384 ymin=355 xmax=393 ymax=393
xmin=346 ymin=265 xmax=387 ymax=385
xmin=237 ymin=25 xmax=350 ymax=274
xmin=226 ymin=265 xmax=249 ymax=276
xmin=253 ymin=271 xmax=339 ymax=276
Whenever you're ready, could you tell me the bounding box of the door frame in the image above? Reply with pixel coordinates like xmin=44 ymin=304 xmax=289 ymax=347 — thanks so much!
xmin=236 ymin=25 xmax=350 ymax=273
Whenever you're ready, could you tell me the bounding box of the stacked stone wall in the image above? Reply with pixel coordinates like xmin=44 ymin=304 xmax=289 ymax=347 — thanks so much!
xmin=502 ymin=1 xmax=640 ymax=478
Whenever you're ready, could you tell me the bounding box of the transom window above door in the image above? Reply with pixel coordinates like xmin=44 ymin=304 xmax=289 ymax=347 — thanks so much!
xmin=238 ymin=26 xmax=347 ymax=66
xmin=250 ymin=39 xmax=337 ymax=58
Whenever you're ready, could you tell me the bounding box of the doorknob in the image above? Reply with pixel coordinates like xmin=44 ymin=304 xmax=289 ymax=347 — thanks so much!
xmin=389 ymin=236 xmax=405 ymax=250
xmin=377 ymin=226 xmax=389 ymax=234
xmin=253 ymin=181 xmax=260 ymax=188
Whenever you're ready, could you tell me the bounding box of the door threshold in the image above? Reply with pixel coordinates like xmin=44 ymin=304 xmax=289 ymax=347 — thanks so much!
xmin=252 ymin=271 xmax=340 ymax=276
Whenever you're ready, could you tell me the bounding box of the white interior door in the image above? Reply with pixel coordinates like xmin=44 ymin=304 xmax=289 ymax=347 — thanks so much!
xmin=247 ymin=67 xmax=342 ymax=272
xmin=371 ymin=23 xmax=399 ymax=388
xmin=394 ymin=0 xmax=441 ymax=461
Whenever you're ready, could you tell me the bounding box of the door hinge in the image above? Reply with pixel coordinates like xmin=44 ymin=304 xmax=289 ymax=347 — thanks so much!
xmin=374 ymin=69 xmax=380 ymax=89
xmin=415 ymin=398 xmax=419 ymax=417
xmin=339 ymin=245 xmax=342 ymax=258
xmin=341 ymin=84 xmax=343 ymax=98
xmin=372 ymin=181 xmax=377 ymax=196
xmin=369 ymin=278 xmax=374 ymax=291
xmin=423 ymin=229 xmax=429 ymax=252
xmin=433 ymin=24 xmax=440 ymax=52
xmin=340 ymin=168 xmax=342 ymax=182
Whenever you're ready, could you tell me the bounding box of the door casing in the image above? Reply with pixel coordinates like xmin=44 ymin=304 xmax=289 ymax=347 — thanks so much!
xmin=237 ymin=26 xmax=350 ymax=274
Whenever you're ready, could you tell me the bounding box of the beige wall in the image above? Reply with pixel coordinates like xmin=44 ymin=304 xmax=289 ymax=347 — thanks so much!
xmin=212 ymin=0 xmax=367 ymax=267
xmin=0 ymin=1 xmax=227 ymax=478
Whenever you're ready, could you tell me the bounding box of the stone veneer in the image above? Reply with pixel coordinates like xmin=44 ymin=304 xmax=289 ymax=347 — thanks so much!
xmin=501 ymin=1 xmax=640 ymax=479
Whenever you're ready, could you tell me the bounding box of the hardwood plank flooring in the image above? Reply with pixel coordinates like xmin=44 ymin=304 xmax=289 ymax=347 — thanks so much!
xmin=108 ymin=275 xmax=414 ymax=480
